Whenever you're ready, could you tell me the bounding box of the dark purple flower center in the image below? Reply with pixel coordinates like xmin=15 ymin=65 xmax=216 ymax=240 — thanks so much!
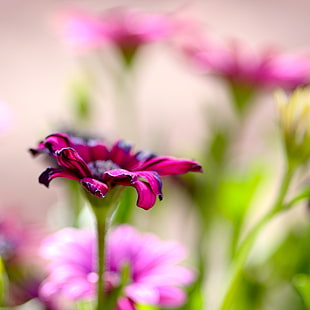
xmin=88 ymin=160 xmax=120 ymax=180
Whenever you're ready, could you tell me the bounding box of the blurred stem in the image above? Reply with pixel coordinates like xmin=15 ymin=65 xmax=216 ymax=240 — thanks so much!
xmin=284 ymin=187 xmax=310 ymax=210
xmin=67 ymin=180 xmax=85 ymax=227
xmin=218 ymin=165 xmax=295 ymax=310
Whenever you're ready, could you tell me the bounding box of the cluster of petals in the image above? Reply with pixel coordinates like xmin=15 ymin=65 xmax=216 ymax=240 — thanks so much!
xmin=39 ymin=225 xmax=195 ymax=309
xmin=59 ymin=7 xmax=180 ymax=53
xmin=30 ymin=133 xmax=202 ymax=210
xmin=181 ymin=36 xmax=310 ymax=90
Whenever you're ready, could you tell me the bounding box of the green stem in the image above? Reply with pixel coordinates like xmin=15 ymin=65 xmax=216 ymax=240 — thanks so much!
xmin=95 ymin=214 xmax=107 ymax=310
xmin=218 ymin=166 xmax=294 ymax=310
xmin=86 ymin=188 xmax=124 ymax=310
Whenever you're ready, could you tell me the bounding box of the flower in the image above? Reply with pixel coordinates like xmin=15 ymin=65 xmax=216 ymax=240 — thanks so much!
xmin=39 ymin=225 xmax=195 ymax=309
xmin=59 ymin=7 xmax=179 ymax=64
xmin=181 ymin=37 xmax=310 ymax=90
xmin=275 ymin=87 xmax=310 ymax=166
xmin=30 ymin=133 xmax=202 ymax=209
xmin=0 ymin=210 xmax=57 ymax=308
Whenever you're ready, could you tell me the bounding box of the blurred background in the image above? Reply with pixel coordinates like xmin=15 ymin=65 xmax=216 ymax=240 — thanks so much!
xmin=1 ymin=0 xmax=310 ymax=219
xmin=1 ymin=1 xmax=310 ymax=310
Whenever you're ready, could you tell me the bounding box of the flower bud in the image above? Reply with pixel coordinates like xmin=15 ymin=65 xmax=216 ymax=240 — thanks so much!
xmin=275 ymin=88 xmax=310 ymax=166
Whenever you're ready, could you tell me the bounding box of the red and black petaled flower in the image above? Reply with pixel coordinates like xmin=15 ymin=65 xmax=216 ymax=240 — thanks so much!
xmin=30 ymin=133 xmax=202 ymax=210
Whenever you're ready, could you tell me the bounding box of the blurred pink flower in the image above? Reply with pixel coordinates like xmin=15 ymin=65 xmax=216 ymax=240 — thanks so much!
xmin=0 ymin=210 xmax=56 ymax=308
xmin=39 ymin=225 xmax=195 ymax=309
xmin=182 ymin=37 xmax=310 ymax=90
xmin=0 ymin=210 xmax=42 ymax=265
xmin=59 ymin=7 xmax=183 ymax=63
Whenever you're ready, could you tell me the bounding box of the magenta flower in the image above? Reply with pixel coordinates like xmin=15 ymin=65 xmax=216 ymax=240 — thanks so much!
xmin=182 ymin=37 xmax=310 ymax=90
xmin=30 ymin=133 xmax=202 ymax=210
xmin=39 ymin=225 xmax=195 ymax=309
xmin=59 ymin=7 xmax=180 ymax=63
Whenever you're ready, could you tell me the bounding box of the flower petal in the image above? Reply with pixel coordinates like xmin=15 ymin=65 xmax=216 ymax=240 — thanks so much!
xmin=157 ymin=286 xmax=187 ymax=308
xmin=116 ymin=297 xmax=136 ymax=310
xmin=132 ymin=180 xmax=157 ymax=210
xmin=80 ymin=178 xmax=109 ymax=198
xmin=109 ymin=140 xmax=133 ymax=167
xmin=139 ymin=156 xmax=202 ymax=176
xmin=102 ymin=169 xmax=137 ymax=185
xmin=39 ymin=168 xmax=80 ymax=187
xmin=125 ymin=283 xmax=159 ymax=305
xmin=43 ymin=133 xmax=71 ymax=153
xmin=136 ymin=171 xmax=163 ymax=199
xmin=56 ymin=147 xmax=91 ymax=178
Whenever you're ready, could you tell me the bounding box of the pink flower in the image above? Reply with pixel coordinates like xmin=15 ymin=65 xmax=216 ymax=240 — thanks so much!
xmin=39 ymin=225 xmax=195 ymax=309
xmin=0 ymin=211 xmax=41 ymax=265
xmin=182 ymin=37 xmax=310 ymax=90
xmin=59 ymin=7 xmax=179 ymax=63
xmin=30 ymin=133 xmax=202 ymax=210
xmin=0 ymin=210 xmax=57 ymax=308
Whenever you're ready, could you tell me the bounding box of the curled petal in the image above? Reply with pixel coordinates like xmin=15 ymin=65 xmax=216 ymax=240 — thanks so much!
xmin=56 ymin=148 xmax=91 ymax=178
xmin=102 ymin=169 xmax=137 ymax=185
xmin=39 ymin=168 xmax=79 ymax=187
xmin=80 ymin=178 xmax=109 ymax=198
xmin=133 ymin=180 xmax=157 ymax=210
xmin=136 ymin=171 xmax=163 ymax=199
xmin=140 ymin=156 xmax=202 ymax=176
xmin=44 ymin=133 xmax=71 ymax=153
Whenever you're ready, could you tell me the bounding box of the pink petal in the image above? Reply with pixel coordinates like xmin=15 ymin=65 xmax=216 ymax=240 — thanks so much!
xmin=102 ymin=169 xmax=137 ymax=185
xmin=56 ymin=147 xmax=91 ymax=178
xmin=132 ymin=180 xmax=157 ymax=210
xmin=157 ymin=286 xmax=187 ymax=308
xmin=140 ymin=156 xmax=202 ymax=176
xmin=80 ymin=178 xmax=109 ymax=198
xmin=125 ymin=283 xmax=159 ymax=304
xmin=116 ymin=297 xmax=136 ymax=310
xmin=136 ymin=171 xmax=163 ymax=198
xmin=39 ymin=167 xmax=80 ymax=187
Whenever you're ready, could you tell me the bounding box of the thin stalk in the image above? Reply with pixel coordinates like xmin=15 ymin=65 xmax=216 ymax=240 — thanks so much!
xmin=218 ymin=166 xmax=294 ymax=310
xmin=87 ymin=188 xmax=123 ymax=310
xmin=95 ymin=214 xmax=107 ymax=310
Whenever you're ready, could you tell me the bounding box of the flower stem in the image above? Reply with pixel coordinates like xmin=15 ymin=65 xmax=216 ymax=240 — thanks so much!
xmin=95 ymin=213 xmax=107 ymax=310
xmin=218 ymin=165 xmax=294 ymax=310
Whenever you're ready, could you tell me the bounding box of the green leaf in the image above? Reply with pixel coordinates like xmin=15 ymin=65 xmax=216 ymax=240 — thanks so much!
xmin=217 ymin=165 xmax=266 ymax=223
xmin=294 ymin=274 xmax=310 ymax=309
